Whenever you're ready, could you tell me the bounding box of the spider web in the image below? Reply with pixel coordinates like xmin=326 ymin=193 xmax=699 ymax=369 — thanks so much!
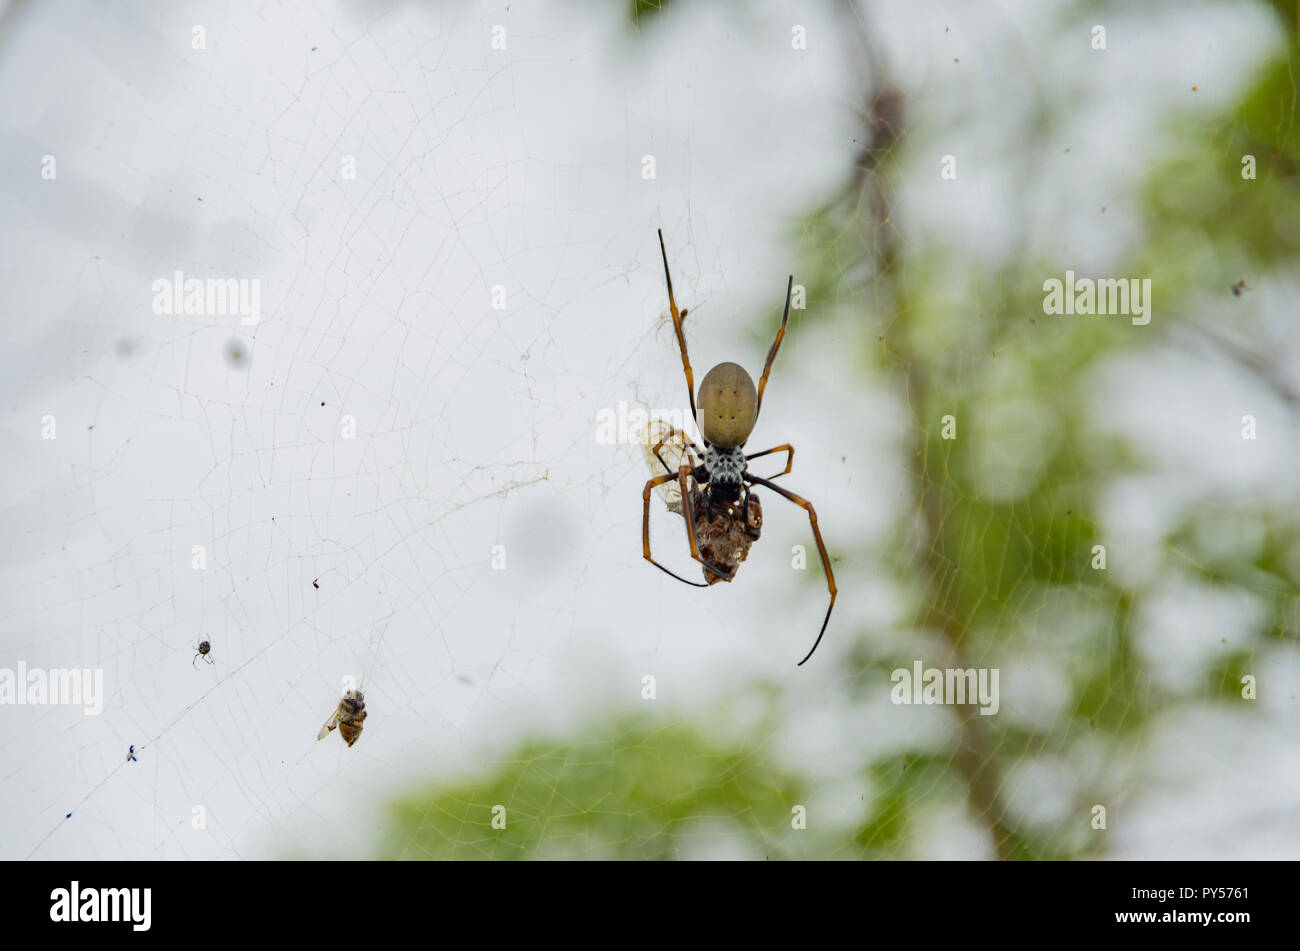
xmin=1 ymin=0 xmax=1298 ymax=862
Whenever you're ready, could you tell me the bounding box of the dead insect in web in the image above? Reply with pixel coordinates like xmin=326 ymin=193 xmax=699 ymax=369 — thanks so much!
xmin=193 ymin=640 xmax=213 ymax=667
xmin=1230 ymin=280 xmax=1249 ymax=296
xmin=317 ymin=690 xmax=366 ymax=748
xmin=642 ymin=420 xmax=694 ymax=516
xmin=642 ymin=230 xmax=837 ymax=666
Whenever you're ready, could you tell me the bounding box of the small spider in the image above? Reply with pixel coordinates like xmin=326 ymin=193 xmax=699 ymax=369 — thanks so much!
xmin=193 ymin=640 xmax=213 ymax=667
xmin=127 ymin=745 xmax=137 ymax=763
xmin=643 ymin=230 xmax=837 ymax=666
xmin=1230 ymin=280 xmax=1249 ymax=296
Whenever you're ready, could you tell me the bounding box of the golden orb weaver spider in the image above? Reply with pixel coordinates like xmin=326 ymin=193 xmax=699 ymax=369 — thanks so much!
xmin=642 ymin=230 xmax=837 ymax=666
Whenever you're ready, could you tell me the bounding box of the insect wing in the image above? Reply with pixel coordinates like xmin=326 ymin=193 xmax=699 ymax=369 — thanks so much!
xmin=641 ymin=420 xmax=696 ymax=516
xmin=317 ymin=705 xmax=342 ymax=741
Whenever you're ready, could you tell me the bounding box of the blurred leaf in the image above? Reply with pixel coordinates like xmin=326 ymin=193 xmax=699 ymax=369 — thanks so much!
xmin=630 ymin=0 xmax=673 ymax=28
xmin=380 ymin=717 xmax=806 ymax=859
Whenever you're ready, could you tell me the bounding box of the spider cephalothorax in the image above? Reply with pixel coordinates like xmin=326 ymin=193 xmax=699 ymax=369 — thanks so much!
xmin=703 ymin=445 xmax=746 ymax=499
xmin=641 ymin=229 xmax=837 ymax=665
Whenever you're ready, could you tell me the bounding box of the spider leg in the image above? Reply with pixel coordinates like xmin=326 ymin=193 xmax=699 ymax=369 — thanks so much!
xmin=643 ymin=470 xmax=709 ymax=588
xmin=657 ymin=230 xmax=698 ymax=423
xmin=745 ymin=443 xmax=795 ymax=479
xmin=755 ymin=275 xmax=793 ymax=416
xmin=746 ymin=475 xmax=836 ymax=665
xmin=650 ymin=426 xmax=703 ymax=474
xmin=679 ymin=466 xmax=736 ymax=583
xmin=192 ymin=654 xmax=198 ymax=668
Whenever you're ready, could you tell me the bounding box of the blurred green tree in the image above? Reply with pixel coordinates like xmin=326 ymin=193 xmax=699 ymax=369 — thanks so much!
xmin=376 ymin=0 xmax=1300 ymax=860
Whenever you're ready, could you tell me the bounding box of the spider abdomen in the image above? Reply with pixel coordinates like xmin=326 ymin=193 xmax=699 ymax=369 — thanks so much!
xmin=698 ymin=362 xmax=757 ymax=448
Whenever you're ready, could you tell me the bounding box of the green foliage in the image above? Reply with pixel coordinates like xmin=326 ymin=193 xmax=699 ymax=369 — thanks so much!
xmin=629 ymin=0 xmax=673 ymax=28
xmin=1140 ymin=55 xmax=1300 ymax=302
xmin=854 ymin=753 xmax=965 ymax=854
xmin=366 ymin=2 xmax=1300 ymax=861
xmin=380 ymin=718 xmax=806 ymax=860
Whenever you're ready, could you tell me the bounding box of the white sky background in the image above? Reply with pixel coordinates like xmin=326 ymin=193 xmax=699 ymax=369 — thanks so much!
xmin=0 ymin=0 xmax=1295 ymax=859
